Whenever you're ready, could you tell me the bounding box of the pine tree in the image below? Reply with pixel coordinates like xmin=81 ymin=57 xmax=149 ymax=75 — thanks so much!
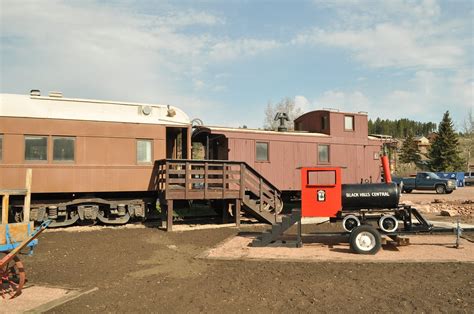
xmin=428 ymin=111 xmax=464 ymax=171
xmin=399 ymin=133 xmax=421 ymax=164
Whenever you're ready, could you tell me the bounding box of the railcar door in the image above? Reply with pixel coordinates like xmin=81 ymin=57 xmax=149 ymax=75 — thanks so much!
xmin=166 ymin=127 xmax=190 ymax=159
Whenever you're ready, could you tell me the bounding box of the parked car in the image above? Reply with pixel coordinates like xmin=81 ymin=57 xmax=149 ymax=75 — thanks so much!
xmin=392 ymin=172 xmax=457 ymax=194
xmin=465 ymin=171 xmax=474 ymax=186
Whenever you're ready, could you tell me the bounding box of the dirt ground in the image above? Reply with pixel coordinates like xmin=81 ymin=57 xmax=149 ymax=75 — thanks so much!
xmin=21 ymin=221 xmax=474 ymax=313
xmin=400 ymin=186 xmax=474 ymax=223
xmin=10 ymin=186 xmax=473 ymax=312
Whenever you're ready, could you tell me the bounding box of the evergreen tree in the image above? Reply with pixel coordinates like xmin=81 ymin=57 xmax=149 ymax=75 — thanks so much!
xmin=399 ymin=133 xmax=421 ymax=164
xmin=428 ymin=111 xmax=464 ymax=171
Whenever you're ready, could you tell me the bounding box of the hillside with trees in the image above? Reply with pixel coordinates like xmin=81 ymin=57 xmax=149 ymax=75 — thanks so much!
xmin=368 ymin=118 xmax=436 ymax=138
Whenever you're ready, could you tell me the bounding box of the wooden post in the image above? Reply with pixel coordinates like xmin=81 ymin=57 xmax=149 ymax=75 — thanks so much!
xmin=240 ymin=164 xmax=245 ymax=199
xmin=167 ymin=200 xmax=173 ymax=232
xmin=222 ymin=163 xmax=227 ymax=198
xmin=204 ymin=162 xmax=208 ymax=199
xmin=2 ymin=194 xmax=9 ymax=224
xmin=235 ymin=199 xmax=241 ymax=228
xmin=24 ymin=168 xmax=32 ymax=223
xmin=259 ymin=177 xmax=263 ymax=212
xmin=222 ymin=200 xmax=229 ymax=224
xmin=185 ymin=161 xmax=189 ymax=199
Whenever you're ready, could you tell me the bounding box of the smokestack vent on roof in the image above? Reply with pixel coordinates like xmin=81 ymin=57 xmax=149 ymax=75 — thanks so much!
xmin=30 ymin=89 xmax=41 ymax=96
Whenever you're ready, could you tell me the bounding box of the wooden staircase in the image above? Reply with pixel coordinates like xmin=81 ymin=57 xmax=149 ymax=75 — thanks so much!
xmin=251 ymin=209 xmax=302 ymax=247
xmin=154 ymin=159 xmax=283 ymax=226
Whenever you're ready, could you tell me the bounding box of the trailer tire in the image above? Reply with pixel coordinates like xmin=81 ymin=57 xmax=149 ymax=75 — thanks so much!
xmin=403 ymin=189 xmax=412 ymax=193
xmin=435 ymin=185 xmax=446 ymax=194
xmin=349 ymin=225 xmax=381 ymax=255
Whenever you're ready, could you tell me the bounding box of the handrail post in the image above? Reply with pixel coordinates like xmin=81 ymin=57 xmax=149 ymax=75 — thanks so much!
xmin=204 ymin=162 xmax=208 ymax=199
xmin=165 ymin=161 xmax=170 ymax=200
xmin=259 ymin=177 xmax=263 ymax=212
xmin=222 ymin=163 xmax=227 ymax=198
xmin=185 ymin=161 xmax=189 ymax=199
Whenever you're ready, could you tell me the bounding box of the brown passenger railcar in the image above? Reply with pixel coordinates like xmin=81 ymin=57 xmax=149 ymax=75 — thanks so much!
xmin=0 ymin=91 xmax=190 ymax=227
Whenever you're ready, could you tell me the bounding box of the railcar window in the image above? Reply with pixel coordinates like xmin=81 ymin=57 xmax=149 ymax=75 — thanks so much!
xmin=344 ymin=115 xmax=354 ymax=131
xmin=321 ymin=116 xmax=328 ymax=130
xmin=25 ymin=136 xmax=48 ymax=161
xmin=318 ymin=145 xmax=330 ymax=163
xmin=256 ymin=142 xmax=269 ymax=162
xmin=137 ymin=139 xmax=152 ymax=164
xmin=308 ymin=170 xmax=336 ymax=186
xmin=53 ymin=137 xmax=75 ymax=162
xmin=0 ymin=135 xmax=3 ymax=161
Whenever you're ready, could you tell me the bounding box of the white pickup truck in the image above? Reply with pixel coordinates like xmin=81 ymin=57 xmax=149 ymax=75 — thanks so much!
xmin=465 ymin=171 xmax=474 ymax=186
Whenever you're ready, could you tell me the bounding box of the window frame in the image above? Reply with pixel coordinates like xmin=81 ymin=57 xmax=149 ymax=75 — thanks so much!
xmin=24 ymin=135 xmax=49 ymax=163
xmin=318 ymin=144 xmax=330 ymax=164
xmin=52 ymin=136 xmax=76 ymax=163
xmin=255 ymin=141 xmax=270 ymax=162
xmin=136 ymin=139 xmax=153 ymax=164
xmin=344 ymin=115 xmax=355 ymax=131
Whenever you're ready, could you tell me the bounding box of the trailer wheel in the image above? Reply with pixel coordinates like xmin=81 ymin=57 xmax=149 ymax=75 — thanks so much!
xmin=349 ymin=225 xmax=381 ymax=255
xmin=342 ymin=215 xmax=360 ymax=232
xmin=403 ymin=189 xmax=412 ymax=193
xmin=378 ymin=215 xmax=398 ymax=233
xmin=435 ymin=185 xmax=446 ymax=194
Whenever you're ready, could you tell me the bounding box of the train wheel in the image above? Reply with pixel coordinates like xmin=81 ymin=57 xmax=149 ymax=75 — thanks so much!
xmin=349 ymin=225 xmax=381 ymax=255
xmin=378 ymin=215 xmax=399 ymax=233
xmin=0 ymin=254 xmax=26 ymax=299
xmin=342 ymin=214 xmax=360 ymax=232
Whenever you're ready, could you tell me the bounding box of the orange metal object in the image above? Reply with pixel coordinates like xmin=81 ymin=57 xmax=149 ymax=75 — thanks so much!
xmin=381 ymin=155 xmax=392 ymax=183
xmin=301 ymin=167 xmax=342 ymax=218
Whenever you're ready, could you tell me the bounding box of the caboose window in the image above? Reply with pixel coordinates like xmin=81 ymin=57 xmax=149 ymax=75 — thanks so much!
xmin=137 ymin=139 xmax=152 ymax=164
xmin=25 ymin=136 xmax=48 ymax=161
xmin=344 ymin=115 xmax=354 ymax=131
xmin=53 ymin=137 xmax=75 ymax=162
xmin=318 ymin=144 xmax=329 ymax=163
xmin=256 ymin=142 xmax=269 ymax=162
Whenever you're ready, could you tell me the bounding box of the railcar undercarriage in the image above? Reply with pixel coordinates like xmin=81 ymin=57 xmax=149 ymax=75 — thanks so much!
xmin=10 ymin=194 xmax=154 ymax=227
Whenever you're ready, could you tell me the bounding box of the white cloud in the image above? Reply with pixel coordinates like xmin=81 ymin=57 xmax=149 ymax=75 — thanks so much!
xmin=294 ymin=23 xmax=464 ymax=69
xmin=209 ymin=39 xmax=280 ymax=61
xmin=0 ymin=1 xmax=280 ymax=113
xmin=309 ymin=69 xmax=473 ymax=124
xmin=294 ymin=95 xmax=310 ymax=112
xmin=314 ymin=90 xmax=371 ymax=113
xmin=298 ymin=1 xmax=469 ymax=70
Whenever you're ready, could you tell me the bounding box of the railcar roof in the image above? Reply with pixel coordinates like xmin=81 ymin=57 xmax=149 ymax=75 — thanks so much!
xmin=0 ymin=93 xmax=190 ymax=126
xmin=195 ymin=125 xmax=330 ymax=137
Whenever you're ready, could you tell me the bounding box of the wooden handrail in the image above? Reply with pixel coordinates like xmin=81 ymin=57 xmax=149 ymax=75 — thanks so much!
xmin=155 ymin=159 xmax=281 ymax=211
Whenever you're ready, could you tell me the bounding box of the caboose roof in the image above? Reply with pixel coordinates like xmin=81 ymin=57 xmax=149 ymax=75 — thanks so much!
xmin=194 ymin=125 xmax=329 ymax=137
xmin=0 ymin=93 xmax=190 ymax=126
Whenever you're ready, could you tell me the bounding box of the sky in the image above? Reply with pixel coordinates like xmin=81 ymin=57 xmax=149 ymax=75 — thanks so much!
xmin=1 ymin=0 xmax=473 ymax=129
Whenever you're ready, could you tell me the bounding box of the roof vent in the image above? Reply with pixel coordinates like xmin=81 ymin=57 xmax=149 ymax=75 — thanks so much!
xmin=30 ymin=89 xmax=41 ymax=96
xmin=49 ymin=91 xmax=63 ymax=98
xmin=141 ymin=105 xmax=152 ymax=115
xmin=167 ymin=105 xmax=176 ymax=117
xmin=274 ymin=112 xmax=289 ymax=132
